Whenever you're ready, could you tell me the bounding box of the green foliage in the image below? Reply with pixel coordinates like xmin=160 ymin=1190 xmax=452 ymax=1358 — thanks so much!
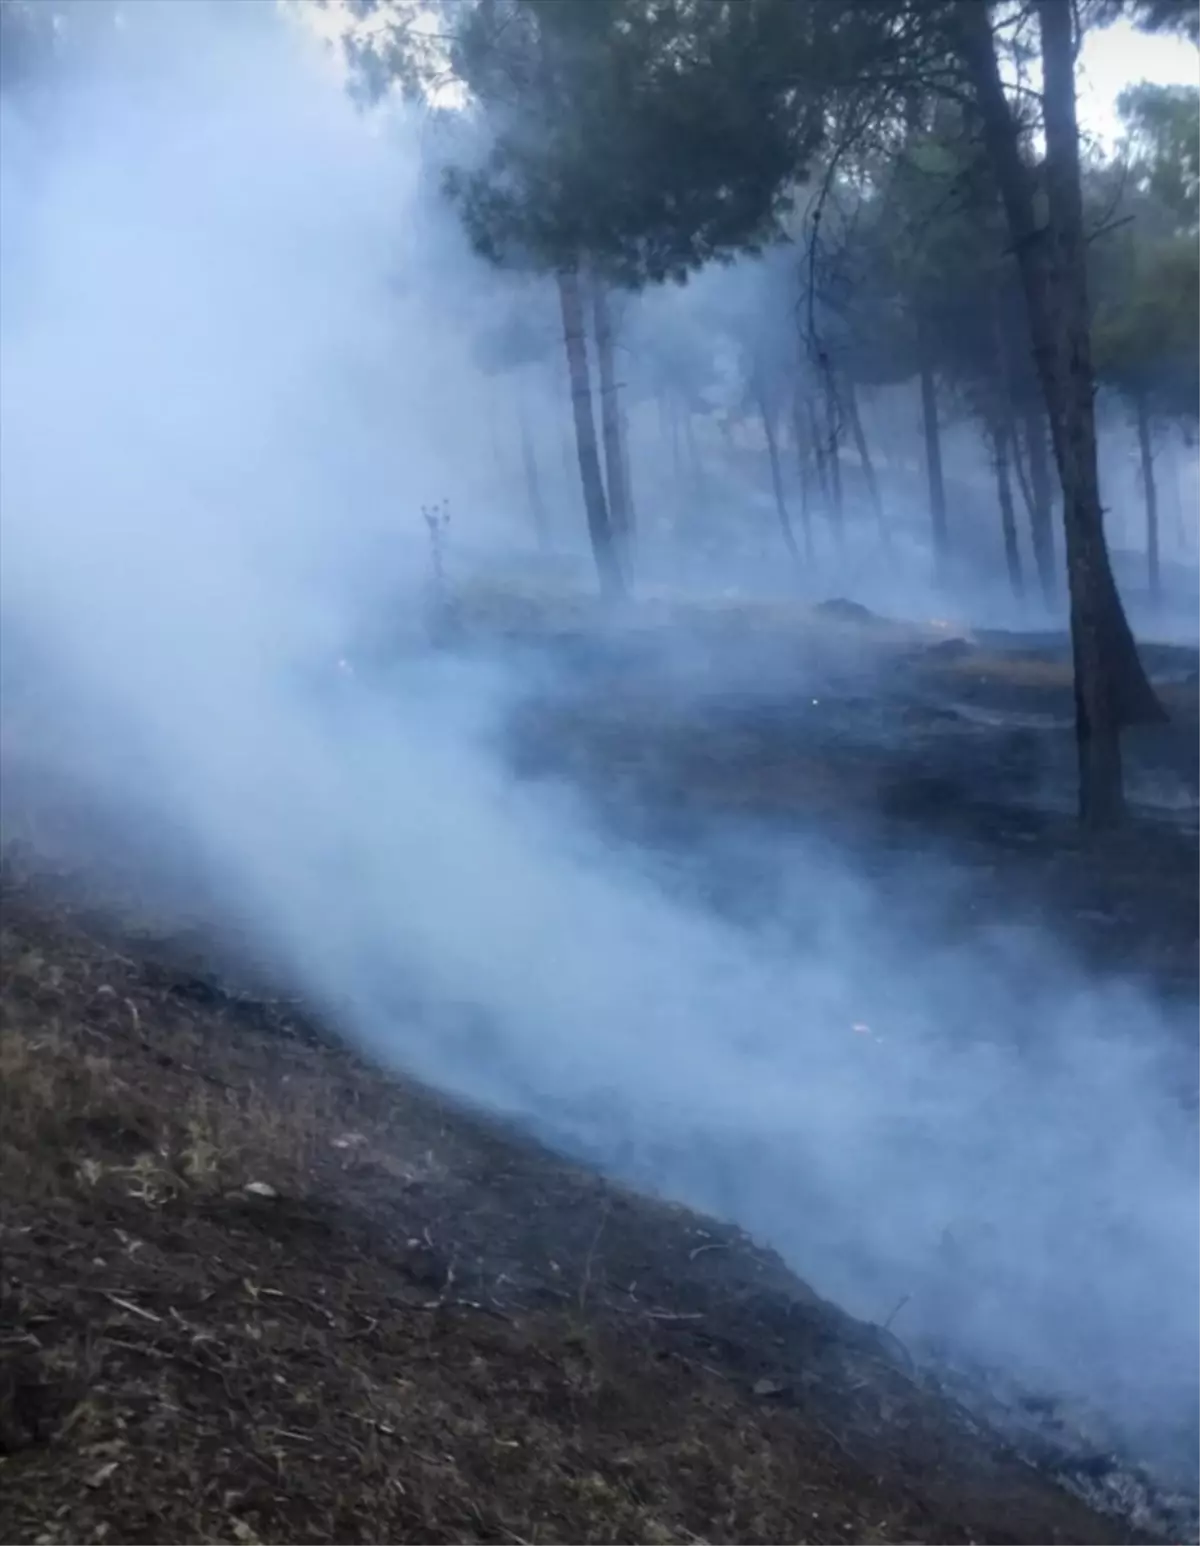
xmin=311 ymin=0 xmax=441 ymax=106
xmin=1116 ymin=81 xmax=1200 ymax=228
xmin=1093 ymin=226 xmax=1200 ymax=417
xmin=1092 ymin=81 xmax=1200 ymax=422
xmin=442 ymin=0 xmax=827 ymax=288
xmin=1089 ymin=0 xmax=1200 ymax=44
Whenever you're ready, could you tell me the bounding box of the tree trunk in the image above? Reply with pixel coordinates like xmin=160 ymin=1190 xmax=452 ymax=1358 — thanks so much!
xmin=992 ymin=421 xmax=1024 ymax=600
xmin=1010 ymin=403 xmax=1035 ymax=515
xmin=916 ymin=314 xmax=949 ymax=577
xmin=808 ymin=398 xmax=839 ymax=544
xmin=619 ymin=398 xmax=636 ymax=542
xmin=997 ymin=281 xmax=1057 ymax=604
xmin=823 ymin=383 xmax=845 ymax=545
xmin=556 ymin=266 xmax=623 ymax=597
xmin=989 ymin=289 xmax=1024 ymax=599
xmin=1133 ymin=392 xmax=1160 ymax=602
xmin=789 ymin=385 xmax=816 ymax=560
xmin=591 ymin=278 xmax=632 ymax=578
xmin=846 ymin=379 xmax=888 ymax=545
xmin=810 ymin=398 xmax=828 ymax=519
xmin=1021 ymin=399 xmax=1058 ymax=604
xmin=954 ymin=0 xmax=1164 ymax=828
xmin=517 ymin=390 xmax=550 ymax=553
xmin=754 ymin=376 xmax=799 ymax=562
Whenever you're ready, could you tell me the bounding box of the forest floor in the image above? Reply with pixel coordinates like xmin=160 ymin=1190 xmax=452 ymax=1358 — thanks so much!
xmin=2 ymin=593 xmax=1197 ymax=1546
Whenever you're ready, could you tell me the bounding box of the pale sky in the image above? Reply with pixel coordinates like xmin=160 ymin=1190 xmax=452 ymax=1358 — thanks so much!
xmin=1079 ymin=15 xmax=1199 ymax=144
xmin=303 ymin=2 xmax=1199 ymax=147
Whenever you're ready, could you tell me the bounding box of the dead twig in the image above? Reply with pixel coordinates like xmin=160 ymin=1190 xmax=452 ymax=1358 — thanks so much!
xmin=687 ymin=1241 xmax=731 ymax=1263
xmin=882 ymin=1293 xmax=910 ymax=1332
xmin=577 ymin=1201 xmax=610 ymax=1316
xmin=100 ymin=1292 xmax=162 ymax=1324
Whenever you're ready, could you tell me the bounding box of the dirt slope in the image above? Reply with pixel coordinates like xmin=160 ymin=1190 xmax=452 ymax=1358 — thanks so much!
xmin=0 ymin=881 xmax=1141 ymax=1546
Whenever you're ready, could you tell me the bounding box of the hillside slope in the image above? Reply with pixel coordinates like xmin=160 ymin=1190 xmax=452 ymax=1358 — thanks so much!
xmin=0 ymin=881 xmax=1139 ymax=1546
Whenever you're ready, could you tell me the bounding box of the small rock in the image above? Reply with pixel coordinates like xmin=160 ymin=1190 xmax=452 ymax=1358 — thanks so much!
xmin=814 ymin=598 xmax=877 ymax=625
xmin=243 ymin=1181 xmax=278 ymax=1200
xmin=921 ymin=637 xmax=973 ymax=662
xmin=86 ymin=1460 xmax=120 ymax=1490
xmin=752 ymin=1376 xmax=787 ymax=1398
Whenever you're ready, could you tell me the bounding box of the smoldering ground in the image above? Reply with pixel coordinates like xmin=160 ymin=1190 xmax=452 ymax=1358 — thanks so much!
xmin=0 ymin=0 xmax=1196 ymax=1503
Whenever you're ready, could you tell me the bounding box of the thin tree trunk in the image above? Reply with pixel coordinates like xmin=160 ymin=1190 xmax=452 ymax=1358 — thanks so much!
xmin=591 ymin=278 xmax=632 ymax=579
xmin=806 ymin=398 xmax=830 ymax=516
xmin=1133 ymin=392 xmax=1160 ymax=602
xmin=517 ymin=390 xmax=549 ymax=553
xmin=808 ymin=398 xmax=841 ymax=545
xmin=824 ymin=385 xmax=845 ymax=545
xmin=556 ymin=266 xmax=622 ymax=598
xmin=846 ymin=379 xmax=888 ymax=545
xmin=992 ymin=420 xmax=1024 ymax=600
xmin=1010 ymin=404 xmax=1036 ymax=517
xmin=1022 ymin=400 xmax=1058 ymax=604
xmin=998 ymin=282 xmax=1057 ymax=604
xmin=619 ymin=398 xmax=636 ymax=542
xmin=789 ymin=385 xmax=816 ymax=560
xmin=989 ymin=288 xmax=1024 ymax=600
xmin=955 ymin=0 xmax=1164 ymax=828
xmin=754 ymin=375 xmax=799 ymax=563
xmin=916 ymin=314 xmax=949 ymax=577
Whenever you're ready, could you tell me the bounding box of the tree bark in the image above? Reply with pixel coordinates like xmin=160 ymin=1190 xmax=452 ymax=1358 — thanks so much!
xmin=517 ymin=389 xmax=549 ymax=553
xmin=954 ymin=0 xmax=1164 ymax=828
xmin=846 ymin=379 xmax=888 ymax=546
xmin=1133 ymin=392 xmax=1160 ymax=602
xmin=916 ymin=313 xmax=949 ymax=578
xmin=591 ymin=277 xmax=632 ymax=578
xmin=557 ymin=266 xmax=623 ymax=597
xmin=754 ymin=375 xmax=799 ymax=563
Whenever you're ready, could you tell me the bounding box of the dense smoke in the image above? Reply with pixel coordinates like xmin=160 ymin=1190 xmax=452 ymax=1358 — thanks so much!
xmin=1 ymin=0 xmax=1195 ymax=1490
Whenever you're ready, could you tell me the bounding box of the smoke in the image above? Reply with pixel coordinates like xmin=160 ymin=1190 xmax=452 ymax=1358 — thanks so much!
xmin=1 ymin=0 xmax=1196 ymax=1489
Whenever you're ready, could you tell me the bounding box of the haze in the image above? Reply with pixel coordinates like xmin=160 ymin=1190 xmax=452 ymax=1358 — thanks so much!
xmin=1 ymin=0 xmax=1196 ymax=1505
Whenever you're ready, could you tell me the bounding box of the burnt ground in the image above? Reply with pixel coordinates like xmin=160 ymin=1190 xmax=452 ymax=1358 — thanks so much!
xmin=492 ymin=601 xmax=1199 ymax=1013
xmin=2 ymin=597 xmax=1197 ymax=1545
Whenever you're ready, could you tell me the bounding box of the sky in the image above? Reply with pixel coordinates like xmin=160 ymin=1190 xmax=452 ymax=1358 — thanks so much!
xmin=303 ymin=2 xmax=1199 ymax=146
xmin=1079 ymin=13 xmax=1200 ymax=144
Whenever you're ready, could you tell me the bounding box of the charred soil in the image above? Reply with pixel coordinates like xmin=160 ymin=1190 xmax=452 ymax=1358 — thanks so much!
xmin=0 ymin=882 xmax=1154 ymax=1546
xmin=2 ymin=604 xmax=1195 ymax=1545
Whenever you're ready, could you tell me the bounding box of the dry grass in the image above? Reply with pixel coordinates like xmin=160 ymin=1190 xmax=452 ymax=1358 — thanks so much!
xmin=0 ymin=885 xmax=1143 ymax=1546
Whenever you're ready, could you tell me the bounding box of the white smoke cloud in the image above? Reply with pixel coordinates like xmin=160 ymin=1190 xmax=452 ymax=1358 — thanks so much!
xmin=0 ymin=0 xmax=1195 ymax=1492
